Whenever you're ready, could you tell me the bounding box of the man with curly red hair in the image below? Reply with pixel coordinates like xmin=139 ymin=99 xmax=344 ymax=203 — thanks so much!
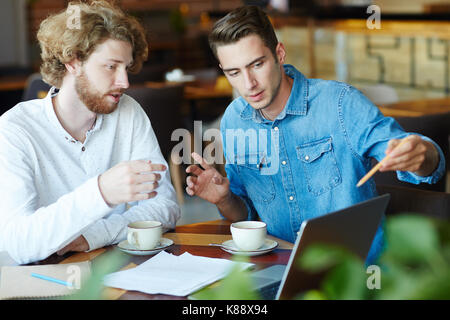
xmin=0 ymin=1 xmax=180 ymax=264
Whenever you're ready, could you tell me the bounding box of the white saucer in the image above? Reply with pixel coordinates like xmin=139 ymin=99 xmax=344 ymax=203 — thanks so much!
xmin=220 ymin=239 xmax=278 ymax=256
xmin=117 ymin=237 xmax=173 ymax=256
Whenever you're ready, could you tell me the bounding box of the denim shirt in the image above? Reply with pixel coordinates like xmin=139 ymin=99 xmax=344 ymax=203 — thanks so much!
xmin=220 ymin=64 xmax=446 ymax=264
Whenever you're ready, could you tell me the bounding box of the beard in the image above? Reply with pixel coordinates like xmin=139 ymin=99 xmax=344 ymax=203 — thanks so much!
xmin=74 ymin=71 xmax=121 ymax=114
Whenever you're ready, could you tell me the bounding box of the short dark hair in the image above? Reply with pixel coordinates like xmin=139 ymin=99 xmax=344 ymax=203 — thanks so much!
xmin=208 ymin=6 xmax=278 ymax=59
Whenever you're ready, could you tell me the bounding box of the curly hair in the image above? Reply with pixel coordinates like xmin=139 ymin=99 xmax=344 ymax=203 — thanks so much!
xmin=37 ymin=0 xmax=148 ymax=88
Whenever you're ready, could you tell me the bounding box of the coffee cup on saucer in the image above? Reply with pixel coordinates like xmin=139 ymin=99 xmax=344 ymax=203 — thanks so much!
xmin=230 ymin=221 xmax=267 ymax=251
xmin=127 ymin=220 xmax=162 ymax=250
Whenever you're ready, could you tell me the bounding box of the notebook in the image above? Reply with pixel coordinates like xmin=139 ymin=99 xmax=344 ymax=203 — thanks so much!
xmin=250 ymin=193 xmax=390 ymax=300
xmin=0 ymin=261 xmax=91 ymax=300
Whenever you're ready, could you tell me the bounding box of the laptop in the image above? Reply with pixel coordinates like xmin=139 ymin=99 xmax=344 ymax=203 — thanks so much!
xmin=251 ymin=193 xmax=390 ymax=300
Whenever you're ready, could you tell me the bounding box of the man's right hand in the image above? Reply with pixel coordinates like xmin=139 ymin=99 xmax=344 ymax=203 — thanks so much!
xmin=185 ymin=152 xmax=230 ymax=205
xmin=98 ymin=160 xmax=165 ymax=206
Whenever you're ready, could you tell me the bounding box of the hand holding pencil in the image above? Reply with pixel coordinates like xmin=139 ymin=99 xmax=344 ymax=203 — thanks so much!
xmin=357 ymin=135 xmax=440 ymax=187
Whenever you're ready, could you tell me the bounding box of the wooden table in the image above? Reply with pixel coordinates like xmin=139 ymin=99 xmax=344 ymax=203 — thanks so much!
xmin=37 ymin=219 xmax=293 ymax=300
xmin=378 ymin=97 xmax=450 ymax=117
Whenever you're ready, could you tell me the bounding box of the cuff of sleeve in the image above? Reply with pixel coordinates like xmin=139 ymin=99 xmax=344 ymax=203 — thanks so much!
xmin=241 ymin=195 xmax=257 ymax=221
xmin=80 ymin=175 xmax=114 ymax=251
xmin=228 ymin=187 xmax=257 ymax=221
xmin=396 ymin=136 xmax=446 ymax=185
xmin=215 ymin=191 xmax=256 ymax=221
xmin=82 ymin=222 xmax=109 ymax=252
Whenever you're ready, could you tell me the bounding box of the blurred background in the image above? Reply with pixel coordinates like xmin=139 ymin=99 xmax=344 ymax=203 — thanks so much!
xmin=0 ymin=0 xmax=449 ymax=224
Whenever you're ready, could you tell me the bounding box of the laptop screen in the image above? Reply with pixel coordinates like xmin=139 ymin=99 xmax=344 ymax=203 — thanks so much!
xmin=276 ymin=194 xmax=390 ymax=300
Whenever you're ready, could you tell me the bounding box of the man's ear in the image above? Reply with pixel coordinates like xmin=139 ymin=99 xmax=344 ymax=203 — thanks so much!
xmin=275 ymin=42 xmax=286 ymax=64
xmin=64 ymin=59 xmax=82 ymax=76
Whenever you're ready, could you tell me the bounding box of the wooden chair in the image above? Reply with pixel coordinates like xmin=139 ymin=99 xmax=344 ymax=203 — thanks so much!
xmin=376 ymin=184 xmax=450 ymax=220
xmin=22 ymin=73 xmax=51 ymax=101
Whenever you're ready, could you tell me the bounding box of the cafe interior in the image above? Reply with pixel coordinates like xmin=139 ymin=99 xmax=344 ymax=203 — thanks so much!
xmin=0 ymin=0 xmax=449 ymax=301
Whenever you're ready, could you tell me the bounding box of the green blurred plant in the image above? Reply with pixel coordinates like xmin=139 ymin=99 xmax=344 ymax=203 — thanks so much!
xmin=297 ymin=214 xmax=450 ymax=300
xmin=296 ymin=243 xmax=368 ymax=300
xmin=66 ymin=249 xmax=127 ymax=300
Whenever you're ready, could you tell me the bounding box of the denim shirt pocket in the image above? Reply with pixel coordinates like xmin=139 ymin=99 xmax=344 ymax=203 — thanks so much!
xmin=296 ymin=137 xmax=342 ymax=196
xmin=236 ymin=153 xmax=276 ymax=204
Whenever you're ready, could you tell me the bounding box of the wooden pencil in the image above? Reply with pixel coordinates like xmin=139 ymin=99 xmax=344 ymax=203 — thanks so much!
xmin=356 ymin=138 xmax=409 ymax=187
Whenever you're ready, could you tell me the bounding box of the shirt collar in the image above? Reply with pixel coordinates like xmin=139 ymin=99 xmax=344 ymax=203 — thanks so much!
xmin=44 ymin=87 xmax=64 ymax=135
xmin=44 ymin=87 xmax=103 ymax=142
xmin=240 ymin=64 xmax=309 ymax=122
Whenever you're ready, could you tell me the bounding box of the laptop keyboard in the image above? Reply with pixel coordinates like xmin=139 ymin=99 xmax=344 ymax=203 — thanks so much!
xmin=250 ymin=265 xmax=286 ymax=300
xmin=258 ymin=281 xmax=281 ymax=300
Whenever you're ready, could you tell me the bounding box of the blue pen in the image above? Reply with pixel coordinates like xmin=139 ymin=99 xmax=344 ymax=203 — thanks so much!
xmin=31 ymin=272 xmax=73 ymax=287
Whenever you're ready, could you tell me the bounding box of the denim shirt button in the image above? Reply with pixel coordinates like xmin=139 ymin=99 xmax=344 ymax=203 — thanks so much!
xmin=282 ymin=160 xmax=287 ymax=165
xmin=304 ymin=155 xmax=309 ymax=161
xmin=289 ymin=196 xmax=294 ymax=201
xmin=273 ymin=126 xmax=279 ymax=131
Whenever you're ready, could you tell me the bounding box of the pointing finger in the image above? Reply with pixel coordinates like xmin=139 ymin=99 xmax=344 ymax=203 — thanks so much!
xmin=191 ymin=152 xmax=211 ymax=169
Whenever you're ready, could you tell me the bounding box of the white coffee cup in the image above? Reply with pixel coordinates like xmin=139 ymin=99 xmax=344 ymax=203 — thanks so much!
xmin=230 ymin=221 xmax=267 ymax=251
xmin=127 ymin=220 xmax=162 ymax=250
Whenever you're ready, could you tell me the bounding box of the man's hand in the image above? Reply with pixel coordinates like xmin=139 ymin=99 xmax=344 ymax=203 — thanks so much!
xmin=185 ymin=152 xmax=230 ymax=205
xmin=57 ymin=235 xmax=89 ymax=256
xmin=98 ymin=160 xmax=165 ymax=206
xmin=380 ymin=135 xmax=439 ymax=177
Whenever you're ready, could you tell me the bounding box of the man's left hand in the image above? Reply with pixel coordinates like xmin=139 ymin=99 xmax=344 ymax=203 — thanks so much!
xmin=380 ymin=135 xmax=439 ymax=177
xmin=57 ymin=235 xmax=89 ymax=256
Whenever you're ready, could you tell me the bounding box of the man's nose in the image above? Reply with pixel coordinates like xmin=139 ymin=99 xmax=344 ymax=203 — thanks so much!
xmin=116 ymin=68 xmax=129 ymax=89
xmin=243 ymin=71 xmax=257 ymax=90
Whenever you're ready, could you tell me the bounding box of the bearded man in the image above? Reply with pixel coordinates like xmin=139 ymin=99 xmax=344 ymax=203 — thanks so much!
xmin=0 ymin=1 xmax=180 ymax=264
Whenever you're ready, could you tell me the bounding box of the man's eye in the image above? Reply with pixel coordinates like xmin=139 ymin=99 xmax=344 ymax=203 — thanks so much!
xmin=106 ymin=65 xmax=115 ymax=70
xmin=254 ymin=62 xmax=263 ymax=68
xmin=228 ymin=71 xmax=239 ymax=77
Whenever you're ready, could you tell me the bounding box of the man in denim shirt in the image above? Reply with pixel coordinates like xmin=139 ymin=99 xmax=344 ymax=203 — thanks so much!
xmin=186 ymin=6 xmax=445 ymax=264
